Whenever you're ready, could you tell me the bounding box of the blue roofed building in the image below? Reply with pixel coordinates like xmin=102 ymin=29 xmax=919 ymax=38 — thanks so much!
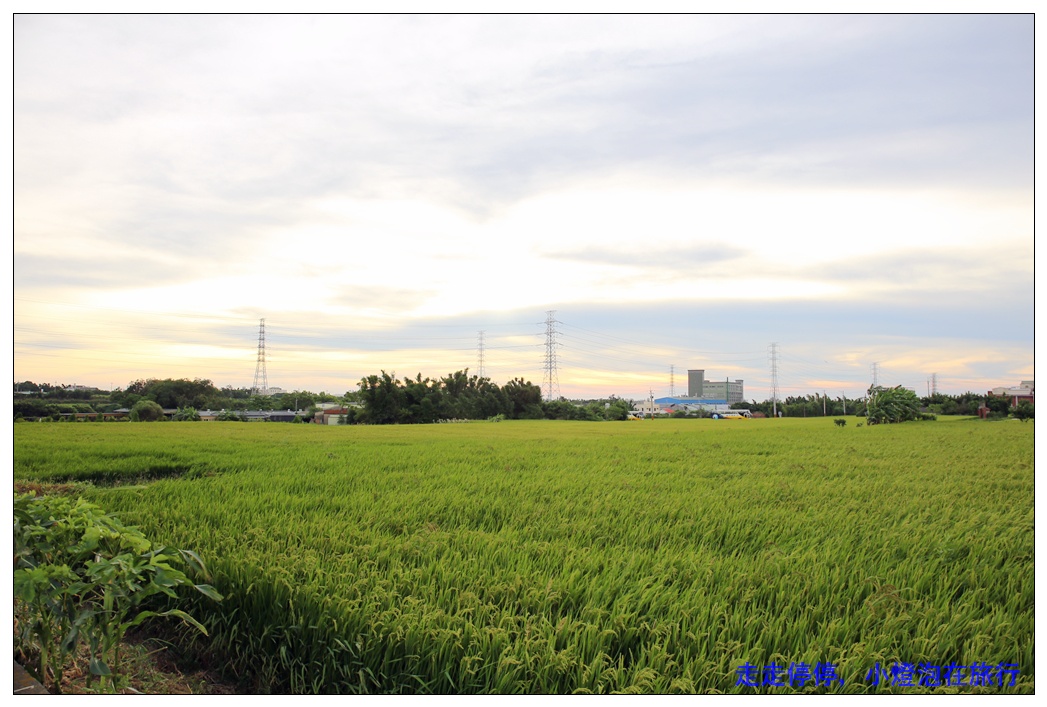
xmin=654 ymin=369 xmax=744 ymax=411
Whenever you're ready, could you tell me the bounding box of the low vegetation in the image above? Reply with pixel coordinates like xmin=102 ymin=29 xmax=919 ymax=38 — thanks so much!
xmin=14 ymin=493 xmax=222 ymax=693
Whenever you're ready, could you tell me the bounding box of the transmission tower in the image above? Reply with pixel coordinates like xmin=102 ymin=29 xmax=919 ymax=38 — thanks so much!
xmin=931 ymin=372 xmax=938 ymax=396
xmin=670 ymin=364 xmax=675 ymax=397
xmin=769 ymin=342 xmax=780 ymax=417
xmin=542 ymin=310 xmax=561 ymax=401
xmin=477 ymin=330 xmax=486 ymax=378
xmin=251 ymin=318 xmax=269 ymax=396
xmin=871 ymin=362 xmax=879 ymax=388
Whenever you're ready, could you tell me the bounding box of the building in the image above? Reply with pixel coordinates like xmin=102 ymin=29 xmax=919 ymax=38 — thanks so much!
xmin=988 ymin=380 xmax=1034 ymax=408
xmin=652 ymin=398 xmax=735 ymax=414
xmin=653 ymin=369 xmax=744 ymax=409
xmin=633 ymin=398 xmax=669 ymax=417
xmin=686 ymin=369 xmax=744 ymax=403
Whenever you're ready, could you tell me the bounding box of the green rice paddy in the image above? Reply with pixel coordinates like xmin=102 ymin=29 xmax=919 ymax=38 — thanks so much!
xmin=12 ymin=417 xmax=1034 ymax=693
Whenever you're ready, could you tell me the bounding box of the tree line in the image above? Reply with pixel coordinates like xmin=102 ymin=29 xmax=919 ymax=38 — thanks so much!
xmin=12 ymin=374 xmax=633 ymax=423
xmin=12 ymin=379 xmax=343 ymax=421
xmin=729 ymin=389 xmax=1004 ymax=418
xmin=352 ymin=370 xmax=632 ymax=423
xmin=14 ymin=377 xmax=1031 ymax=423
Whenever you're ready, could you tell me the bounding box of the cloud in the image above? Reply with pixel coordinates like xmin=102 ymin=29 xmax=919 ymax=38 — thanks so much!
xmin=12 ymin=15 xmax=1032 ymax=397
xmin=323 ymin=285 xmax=437 ymax=315
xmin=806 ymin=247 xmax=1032 ymax=293
xmin=14 ymin=253 xmax=188 ymax=290
xmin=545 ymin=243 xmax=747 ymax=270
xmin=15 ymin=15 xmax=1032 ymax=219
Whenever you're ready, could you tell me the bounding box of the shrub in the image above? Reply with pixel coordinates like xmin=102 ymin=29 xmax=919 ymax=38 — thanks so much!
xmin=1013 ymin=401 xmax=1034 ymax=423
xmin=172 ymin=406 xmax=201 ymax=422
xmin=130 ymin=400 xmax=165 ymax=422
xmin=215 ymin=410 xmax=248 ymax=422
xmin=13 ymin=494 xmax=221 ymax=693
xmin=865 ymin=386 xmax=922 ymax=425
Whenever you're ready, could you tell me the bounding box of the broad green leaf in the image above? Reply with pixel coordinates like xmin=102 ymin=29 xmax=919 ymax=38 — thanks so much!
xmin=89 ymin=657 xmax=111 ymax=677
xmin=193 ymin=583 xmax=224 ymax=601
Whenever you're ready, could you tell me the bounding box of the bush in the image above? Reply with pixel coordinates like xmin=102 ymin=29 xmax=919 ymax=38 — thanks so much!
xmin=865 ymin=386 xmax=922 ymax=425
xmin=14 ymin=494 xmax=221 ymax=693
xmin=172 ymin=406 xmax=201 ymax=422
xmin=130 ymin=400 xmax=165 ymax=422
xmin=215 ymin=410 xmax=247 ymax=422
xmin=1013 ymin=401 xmax=1034 ymax=422
xmin=984 ymin=395 xmax=1012 ymax=415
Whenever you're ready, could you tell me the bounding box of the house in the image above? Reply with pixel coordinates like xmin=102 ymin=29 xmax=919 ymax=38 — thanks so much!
xmin=314 ymin=407 xmax=350 ymax=425
xmin=268 ymin=410 xmax=301 ymax=423
xmin=988 ymin=380 xmax=1034 ymax=408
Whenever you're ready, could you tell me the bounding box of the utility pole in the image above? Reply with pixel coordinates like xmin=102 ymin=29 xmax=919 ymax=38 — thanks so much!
xmin=542 ymin=310 xmax=561 ymax=401
xmin=823 ymin=390 xmax=827 ymax=416
xmin=252 ymin=318 xmax=269 ymax=397
xmin=769 ymin=342 xmax=780 ymax=418
xmin=841 ymin=391 xmax=847 ymax=415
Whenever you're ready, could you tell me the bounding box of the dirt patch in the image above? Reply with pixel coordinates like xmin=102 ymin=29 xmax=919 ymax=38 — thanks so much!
xmin=14 ymin=481 xmax=84 ymax=497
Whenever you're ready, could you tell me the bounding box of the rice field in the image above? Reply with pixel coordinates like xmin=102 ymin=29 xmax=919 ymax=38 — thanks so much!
xmin=12 ymin=417 xmax=1034 ymax=693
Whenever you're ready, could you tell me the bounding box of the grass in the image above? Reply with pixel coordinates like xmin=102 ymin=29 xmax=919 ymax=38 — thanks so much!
xmin=13 ymin=416 xmax=1034 ymax=693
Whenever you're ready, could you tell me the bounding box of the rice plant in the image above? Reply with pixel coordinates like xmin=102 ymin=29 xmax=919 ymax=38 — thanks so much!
xmin=13 ymin=417 xmax=1033 ymax=693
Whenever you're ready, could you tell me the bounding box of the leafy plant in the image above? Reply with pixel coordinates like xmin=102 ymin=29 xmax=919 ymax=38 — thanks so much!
xmin=1013 ymin=401 xmax=1034 ymax=422
xmin=130 ymin=400 xmax=166 ymax=422
xmin=864 ymin=385 xmax=922 ymax=424
xmin=13 ymin=493 xmax=221 ymax=693
xmin=173 ymin=406 xmax=201 ymax=422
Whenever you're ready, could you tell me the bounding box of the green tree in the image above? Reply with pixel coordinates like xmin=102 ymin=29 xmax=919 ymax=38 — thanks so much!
xmin=604 ymin=397 xmax=633 ymax=421
xmin=130 ymin=400 xmax=165 ymax=422
xmin=277 ymin=391 xmax=316 ymax=411
xmin=215 ymin=410 xmax=247 ymax=422
xmin=503 ymin=378 xmax=543 ymax=419
xmin=865 ymin=386 xmax=922 ymax=424
xmin=358 ymin=371 xmax=405 ymax=424
xmin=13 ymin=399 xmax=54 ymax=419
xmin=984 ymin=395 xmax=1012 ymax=415
xmin=172 ymin=406 xmax=201 ymax=422
xmin=543 ymin=399 xmax=580 ymax=420
xmin=1013 ymin=401 xmax=1034 ymax=422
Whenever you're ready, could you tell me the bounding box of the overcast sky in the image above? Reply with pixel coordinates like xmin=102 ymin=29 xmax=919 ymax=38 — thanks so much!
xmin=12 ymin=14 xmax=1034 ymax=400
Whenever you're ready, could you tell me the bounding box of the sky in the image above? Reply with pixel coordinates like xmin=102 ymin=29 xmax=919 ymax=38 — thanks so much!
xmin=10 ymin=13 xmax=1035 ymax=401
